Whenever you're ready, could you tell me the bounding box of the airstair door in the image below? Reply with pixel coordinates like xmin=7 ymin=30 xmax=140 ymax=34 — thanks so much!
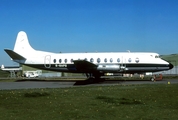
xmin=44 ymin=55 xmax=51 ymax=68
xmin=120 ymin=56 xmax=126 ymax=71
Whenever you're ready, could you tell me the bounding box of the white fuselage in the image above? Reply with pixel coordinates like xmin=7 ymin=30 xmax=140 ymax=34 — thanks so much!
xmin=4 ymin=31 xmax=173 ymax=76
xmin=21 ymin=50 xmax=171 ymax=73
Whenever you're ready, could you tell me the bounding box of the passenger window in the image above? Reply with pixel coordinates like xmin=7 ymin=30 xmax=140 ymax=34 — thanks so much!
xmin=110 ymin=58 xmax=113 ymax=63
xmin=59 ymin=59 xmax=62 ymax=63
xmin=135 ymin=57 xmax=139 ymax=63
xmin=70 ymin=59 xmax=73 ymax=63
xmin=65 ymin=59 xmax=67 ymax=63
xmin=117 ymin=58 xmax=120 ymax=63
xmin=104 ymin=58 xmax=107 ymax=63
xmin=128 ymin=58 xmax=132 ymax=62
xmin=97 ymin=58 xmax=101 ymax=63
xmin=53 ymin=59 xmax=56 ymax=63
xmin=90 ymin=58 xmax=94 ymax=63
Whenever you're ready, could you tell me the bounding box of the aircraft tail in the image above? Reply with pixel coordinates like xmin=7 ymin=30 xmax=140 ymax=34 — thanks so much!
xmin=13 ymin=31 xmax=35 ymax=56
xmin=1 ymin=65 xmax=4 ymax=69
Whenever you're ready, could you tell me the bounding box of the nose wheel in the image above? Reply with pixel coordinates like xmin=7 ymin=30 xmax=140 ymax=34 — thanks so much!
xmin=150 ymin=77 xmax=155 ymax=82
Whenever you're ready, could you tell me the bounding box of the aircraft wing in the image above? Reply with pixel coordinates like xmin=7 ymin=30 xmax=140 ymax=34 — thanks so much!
xmin=73 ymin=60 xmax=97 ymax=71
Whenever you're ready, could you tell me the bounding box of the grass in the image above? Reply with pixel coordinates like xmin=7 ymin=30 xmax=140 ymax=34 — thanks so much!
xmin=0 ymin=70 xmax=9 ymax=78
xmin=0 ymin=84 xmax=178 ymax=120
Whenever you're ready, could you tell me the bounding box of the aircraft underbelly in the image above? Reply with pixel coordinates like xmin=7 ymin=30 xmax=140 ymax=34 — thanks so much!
xmin=25 ymin=63 xmax=170 ymax=73
xmin=126 ymin=67 xmax=169 ymax=72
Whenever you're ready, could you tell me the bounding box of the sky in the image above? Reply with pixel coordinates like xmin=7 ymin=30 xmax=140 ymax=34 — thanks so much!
xmin=0 ymin=0 xmax=178 ymax=65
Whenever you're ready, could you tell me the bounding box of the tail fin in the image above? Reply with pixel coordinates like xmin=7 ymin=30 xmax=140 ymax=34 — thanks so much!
xmin=13 ymin=31 xmax=35 ymax=56
xmin=1 ymin=65 xmax=4 ymax=69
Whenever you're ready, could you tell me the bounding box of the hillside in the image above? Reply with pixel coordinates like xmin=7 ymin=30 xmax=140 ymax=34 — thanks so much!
xmin=161 ymin=54 xmax=178 ymax=66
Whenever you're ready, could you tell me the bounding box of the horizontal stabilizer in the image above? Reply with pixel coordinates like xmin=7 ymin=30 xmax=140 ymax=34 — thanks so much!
xmin=73 ymin=60 xmax=97 ymax=71
xmin=4 ymin=49 xmax=26 ymax=60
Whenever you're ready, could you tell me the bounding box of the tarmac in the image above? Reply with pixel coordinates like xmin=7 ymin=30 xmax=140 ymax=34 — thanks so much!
xmin=0 ymin=79 xmax=177 ymax=90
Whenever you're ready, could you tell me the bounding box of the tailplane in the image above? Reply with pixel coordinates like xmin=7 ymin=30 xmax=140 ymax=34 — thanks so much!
xmin=4 ymin=49 xmax=26 ymax=60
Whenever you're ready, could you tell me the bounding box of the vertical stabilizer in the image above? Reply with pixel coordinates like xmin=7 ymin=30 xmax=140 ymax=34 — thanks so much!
xmin=1 ymin=65 xmax=4 ymax=69
xmin=13 ymin=31 xmax=35 ymax=56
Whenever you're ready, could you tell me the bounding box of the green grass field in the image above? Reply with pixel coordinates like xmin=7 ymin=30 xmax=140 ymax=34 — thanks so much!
xmin=0 ymin=70 xmax=9 ymax=78
xmin=0 ymin=84 xmax=178 ymax=120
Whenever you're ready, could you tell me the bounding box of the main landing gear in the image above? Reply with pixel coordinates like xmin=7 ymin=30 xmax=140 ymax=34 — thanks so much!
xmin=85 ymin=73 xmax=105 ymax=83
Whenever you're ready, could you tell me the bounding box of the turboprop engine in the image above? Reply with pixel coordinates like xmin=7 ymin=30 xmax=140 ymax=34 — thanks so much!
xmin=97 ymin=65 xmax=121 ymax=72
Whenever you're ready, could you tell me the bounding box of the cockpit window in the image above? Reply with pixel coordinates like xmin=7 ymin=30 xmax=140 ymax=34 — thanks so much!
xmin=150 ymin=54 xmax=159 ymax=58
xmin=155 ymin=55 xmax=159 ymax=58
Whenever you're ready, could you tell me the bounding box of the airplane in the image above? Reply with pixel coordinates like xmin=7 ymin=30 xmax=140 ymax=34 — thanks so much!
xmin=1 ymin=65 xmax=22 ymax=71
xmin=4 ymin=31 xmax=173 ymax=81
xmin=1 ymin=64 xmax=22 ymax=78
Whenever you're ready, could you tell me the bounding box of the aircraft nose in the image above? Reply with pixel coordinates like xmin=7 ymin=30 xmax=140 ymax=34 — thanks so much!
xmin=169 ymin=63 xmax=174 ymax=69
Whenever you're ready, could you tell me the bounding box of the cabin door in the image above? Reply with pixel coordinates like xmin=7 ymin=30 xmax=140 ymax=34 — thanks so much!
xmin=44 ymin=55 xmax=51 ymax=68
xmin=120 ymin=56 xmax=126 ymax=71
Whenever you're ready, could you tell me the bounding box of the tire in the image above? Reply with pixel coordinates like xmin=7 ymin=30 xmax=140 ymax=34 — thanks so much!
xmin=150 ymin=77 xmax=155 ymax=82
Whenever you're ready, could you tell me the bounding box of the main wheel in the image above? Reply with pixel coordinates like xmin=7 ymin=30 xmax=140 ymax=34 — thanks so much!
xmin=150 ymin=77 xmax=155 ymax=82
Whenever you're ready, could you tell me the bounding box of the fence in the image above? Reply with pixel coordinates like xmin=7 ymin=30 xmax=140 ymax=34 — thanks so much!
xmin=157 ymin=66 xmax=178 ymax=75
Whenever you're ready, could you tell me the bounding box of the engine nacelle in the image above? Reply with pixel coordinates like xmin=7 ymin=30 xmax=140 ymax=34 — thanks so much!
xmin=97 ymin=65 xmax=120 ymax=72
